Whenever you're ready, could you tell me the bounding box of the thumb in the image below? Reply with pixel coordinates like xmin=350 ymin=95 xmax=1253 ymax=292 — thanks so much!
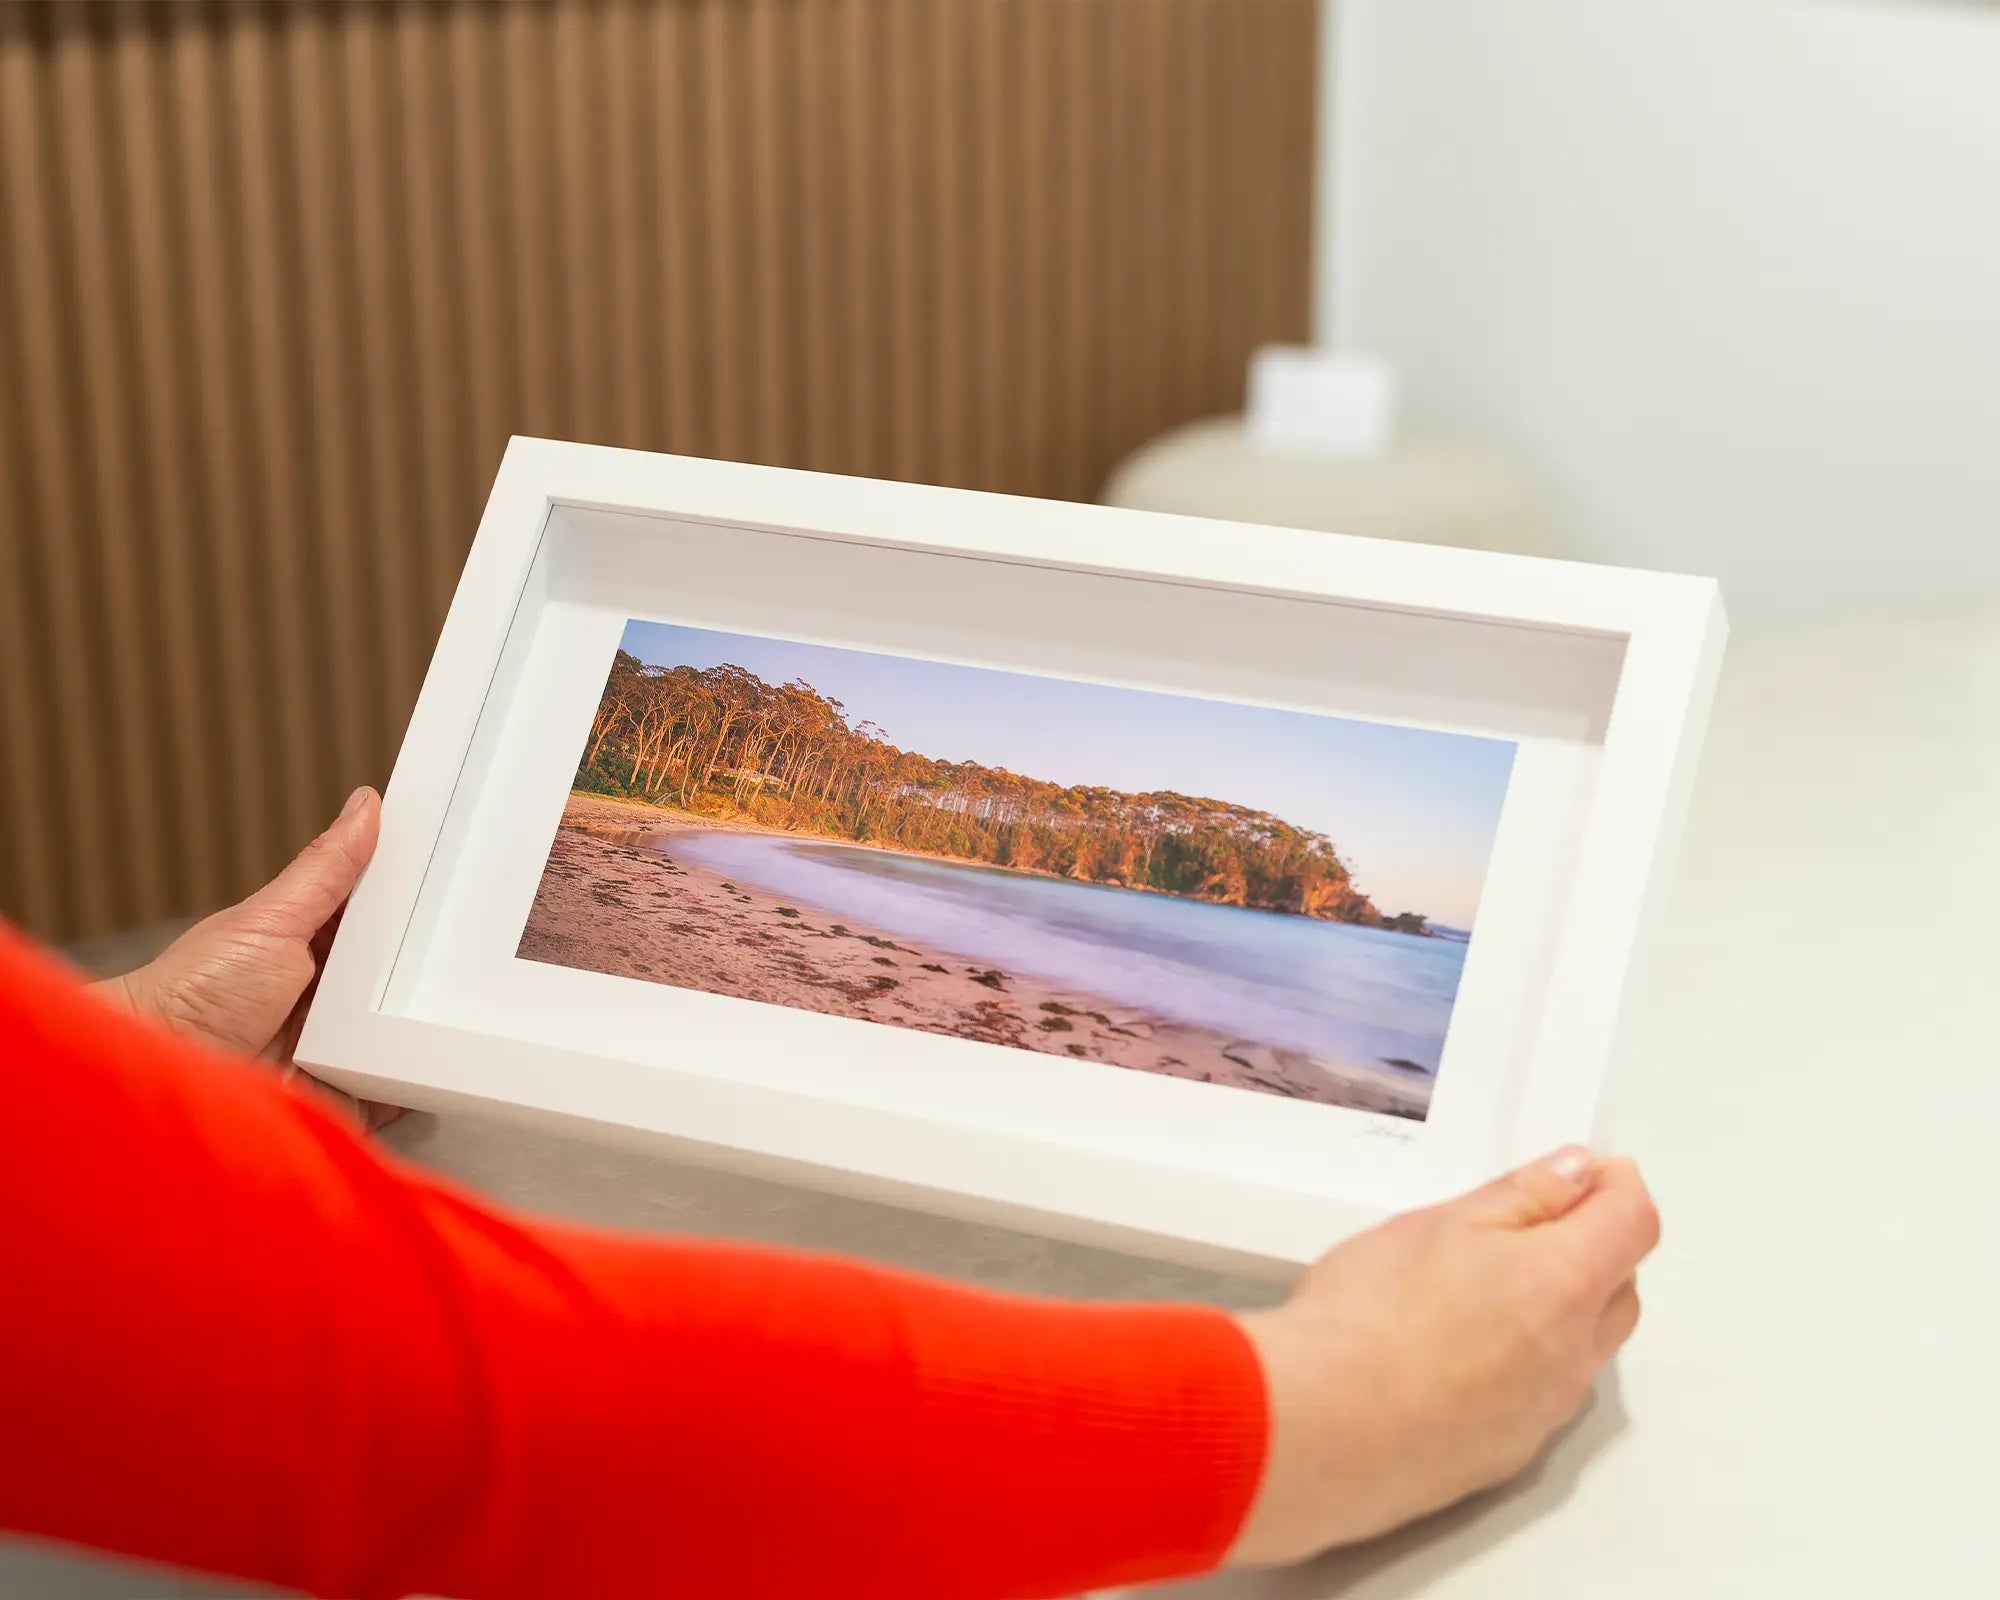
xmin=1460 ymin=1145 xmax=1601 ymax=1230
xmin=242 ymin=786 xmax=381 ymax=940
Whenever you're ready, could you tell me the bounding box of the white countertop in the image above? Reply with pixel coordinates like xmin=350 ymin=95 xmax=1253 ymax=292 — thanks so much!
xmin=11 ymin=607 xmax=1993 ymax=1597
xmin=1149 ymin=606 xmax=2000 ymax=1598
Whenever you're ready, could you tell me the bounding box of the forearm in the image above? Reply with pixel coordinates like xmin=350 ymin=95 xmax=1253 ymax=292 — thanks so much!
xmin=0 ymin=924 xmax=1265 ymax=1599
xmin=414 ymin=1218 xmax=1266 ymax=1598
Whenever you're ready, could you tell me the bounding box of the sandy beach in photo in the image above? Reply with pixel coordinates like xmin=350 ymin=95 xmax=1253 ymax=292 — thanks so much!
xmin=518 ymin=795 xmax=1431 ymax=1118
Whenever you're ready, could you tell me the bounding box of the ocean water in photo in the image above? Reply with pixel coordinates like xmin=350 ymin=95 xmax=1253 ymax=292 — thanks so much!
xmin=668 ymin=832 xmax=1469 ymax=1076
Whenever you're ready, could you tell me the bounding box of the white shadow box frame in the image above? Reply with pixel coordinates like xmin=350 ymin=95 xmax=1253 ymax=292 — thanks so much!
xmin=299 ymin=438 xmax=1725 ymax=1277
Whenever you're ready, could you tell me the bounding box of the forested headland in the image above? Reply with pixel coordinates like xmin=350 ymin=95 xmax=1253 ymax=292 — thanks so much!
xmin=573 ymin=650 xmax=1432 ymax=933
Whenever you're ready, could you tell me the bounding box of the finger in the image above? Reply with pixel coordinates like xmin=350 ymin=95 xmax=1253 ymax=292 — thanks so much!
xmin=269 ymin=938 xmax=334 ymax=1065
xmin=1596 ymin=1279 xmax=1641 ymax=1358
xmin=1559 ymin=1158 xmax=1662 ymax=1290
xmin=242 ymin=787 xmax=381 ymax=941
xmin=308 ymin=902 xmax=346 ymax=967
xmin=266 ymin=988 xmax=313 ymax=1064
xmin=1459 ymin=1145 xmax=1601 ymax=1230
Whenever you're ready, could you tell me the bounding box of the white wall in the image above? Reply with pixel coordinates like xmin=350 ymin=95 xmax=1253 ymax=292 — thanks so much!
xmin=1319 ymin=0 xmax=2000 ymax=633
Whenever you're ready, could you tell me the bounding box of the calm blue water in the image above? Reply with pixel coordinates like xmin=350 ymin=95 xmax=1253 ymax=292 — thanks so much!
xmin=668 ymin=832 xmax=1467 ymax=1076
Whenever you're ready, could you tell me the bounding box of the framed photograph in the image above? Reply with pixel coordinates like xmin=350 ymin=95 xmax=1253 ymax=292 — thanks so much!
xmin=300 ymin=438 xmax=1725 ymax=1274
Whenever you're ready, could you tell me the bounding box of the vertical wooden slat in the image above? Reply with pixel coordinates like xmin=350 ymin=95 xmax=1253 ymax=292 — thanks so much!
xmin=163 ymin=4 xmax=279 ymax=894
xmin=1097 ymin=0 xmax=1144 ymax=474
xmin=1209 ymin=0 xmax=1259 ymax=411
xmin=550 ymin=0 xmax=607 ymax=451
xmin=599 ymin=0 xmax=653 ymax=452
xmin=927 ymin=4 xmax=969 ymax=493
xmin=343 ymin=2 xmax=429 ymax=757
xmin=0 ymin=7 xmax=120 ymax=934
xmin=106 ymin=0 xmax=221 ymax=912
xmin=1173 ymin=0 xmax=1217 ymax=420
xmin=281 ymin=2 xmax=377 ymax=803
xmin=0 ymin=8 xmax=63 ymax=934
xmin=651 ymin=0 xmax=704 ymax=457
xmin=694 ymin=1 xmax=747 ymax=465
xmin=791 ymin=0 xmax=843 ymax=476
xmin=1275 ymin=0 xmax=1322 ymax=345
xmin=1055 ymin=0 xmax=1099 ymax=503
xmin=0 ymin=295 xmax=55 ymax=922
xmin=53 ymin=5 xmax=180 ymax=924
xmin=499 ymin=1 xmax=561 ymax=440
xmin=227 ymin=1 xmax=327 ymax=853
xmin=0 ymin=0 xmax=1317 ymax=946
xmin=446 ymin=0 xmax=516 ymax=480
xmin=838 ymin=0 xmax=887 ymax=481
xmin=1131 ymin=0 xmax=1175 ymax=456
xmin=742 ymin=0 xmax=794 ymax=468
xmin=1013 ymin=2 xmax=1056 ymax=498
xmin=968 ymin=0 xmax=1010 ymax=494
xmin=882 ymin=0 xmax=927 ymax=485
xmin=1248 ymin=0 xmax=1295 ymax=350
xmin=393 ymin=1 xmax=473 ymax=620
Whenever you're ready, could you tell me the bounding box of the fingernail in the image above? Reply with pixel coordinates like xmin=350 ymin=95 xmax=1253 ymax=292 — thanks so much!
xmin=1543 ymin=1145 xmax=1598 ymax=1185
xmin=338 ymin=785 xmax=371 ymax=822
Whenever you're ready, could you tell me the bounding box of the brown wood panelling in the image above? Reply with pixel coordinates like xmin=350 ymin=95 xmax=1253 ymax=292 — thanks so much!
xmin=0 ymin=0 xmax=1318 ymax=945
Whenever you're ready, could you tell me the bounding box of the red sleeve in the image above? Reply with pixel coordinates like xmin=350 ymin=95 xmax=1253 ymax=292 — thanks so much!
xmin=0 ymin=922 xmax=1267 ymax=1600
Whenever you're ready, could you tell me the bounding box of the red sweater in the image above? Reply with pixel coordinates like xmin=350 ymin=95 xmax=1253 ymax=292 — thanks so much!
xmin=0 ymin=923 xmax=1267 ymax=1599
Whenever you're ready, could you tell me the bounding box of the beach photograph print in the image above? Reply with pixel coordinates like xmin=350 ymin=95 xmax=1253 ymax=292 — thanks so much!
xmin=517 ymin=621 xmax=1518 ymax=1120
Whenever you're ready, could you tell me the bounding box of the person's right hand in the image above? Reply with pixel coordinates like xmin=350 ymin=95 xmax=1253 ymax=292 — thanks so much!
xmin=1229 ymin=1148 xmax=1659 ymax=1566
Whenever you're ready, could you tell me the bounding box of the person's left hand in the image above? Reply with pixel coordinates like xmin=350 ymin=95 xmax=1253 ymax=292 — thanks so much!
xmin=97 ymin=785 xmax=402 ymax=1128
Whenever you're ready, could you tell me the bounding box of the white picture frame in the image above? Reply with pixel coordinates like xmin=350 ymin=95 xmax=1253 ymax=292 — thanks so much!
xmin=298 ymin=437 xmax=1725 ymax=1277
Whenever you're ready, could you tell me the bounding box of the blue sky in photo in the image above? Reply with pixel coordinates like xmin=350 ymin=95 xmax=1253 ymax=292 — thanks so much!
xmin=617 ymin=618 xmax=1516 ymax=927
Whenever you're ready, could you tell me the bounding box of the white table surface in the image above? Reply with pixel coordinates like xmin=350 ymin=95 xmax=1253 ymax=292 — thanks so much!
xmin=9 ymin=606 xmax=1994 ymax=1597
xmin=1141 ymin=605 xmax=2000 ymax=1597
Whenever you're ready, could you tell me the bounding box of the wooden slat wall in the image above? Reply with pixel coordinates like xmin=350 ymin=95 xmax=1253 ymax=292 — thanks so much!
xmin=0 ymin=0 xmax=1318 ymax=946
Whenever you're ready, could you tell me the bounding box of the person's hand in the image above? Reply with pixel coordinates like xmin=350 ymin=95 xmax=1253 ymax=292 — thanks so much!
xmin=96 ymin=785 xmax=402 ymax=1129
xmin=1229 ymin=1148 xmax=1658 ymax=1565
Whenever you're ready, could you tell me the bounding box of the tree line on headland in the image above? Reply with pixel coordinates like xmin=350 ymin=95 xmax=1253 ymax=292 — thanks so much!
xmin=575 ymin=650 xmax=1432 ymax=932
